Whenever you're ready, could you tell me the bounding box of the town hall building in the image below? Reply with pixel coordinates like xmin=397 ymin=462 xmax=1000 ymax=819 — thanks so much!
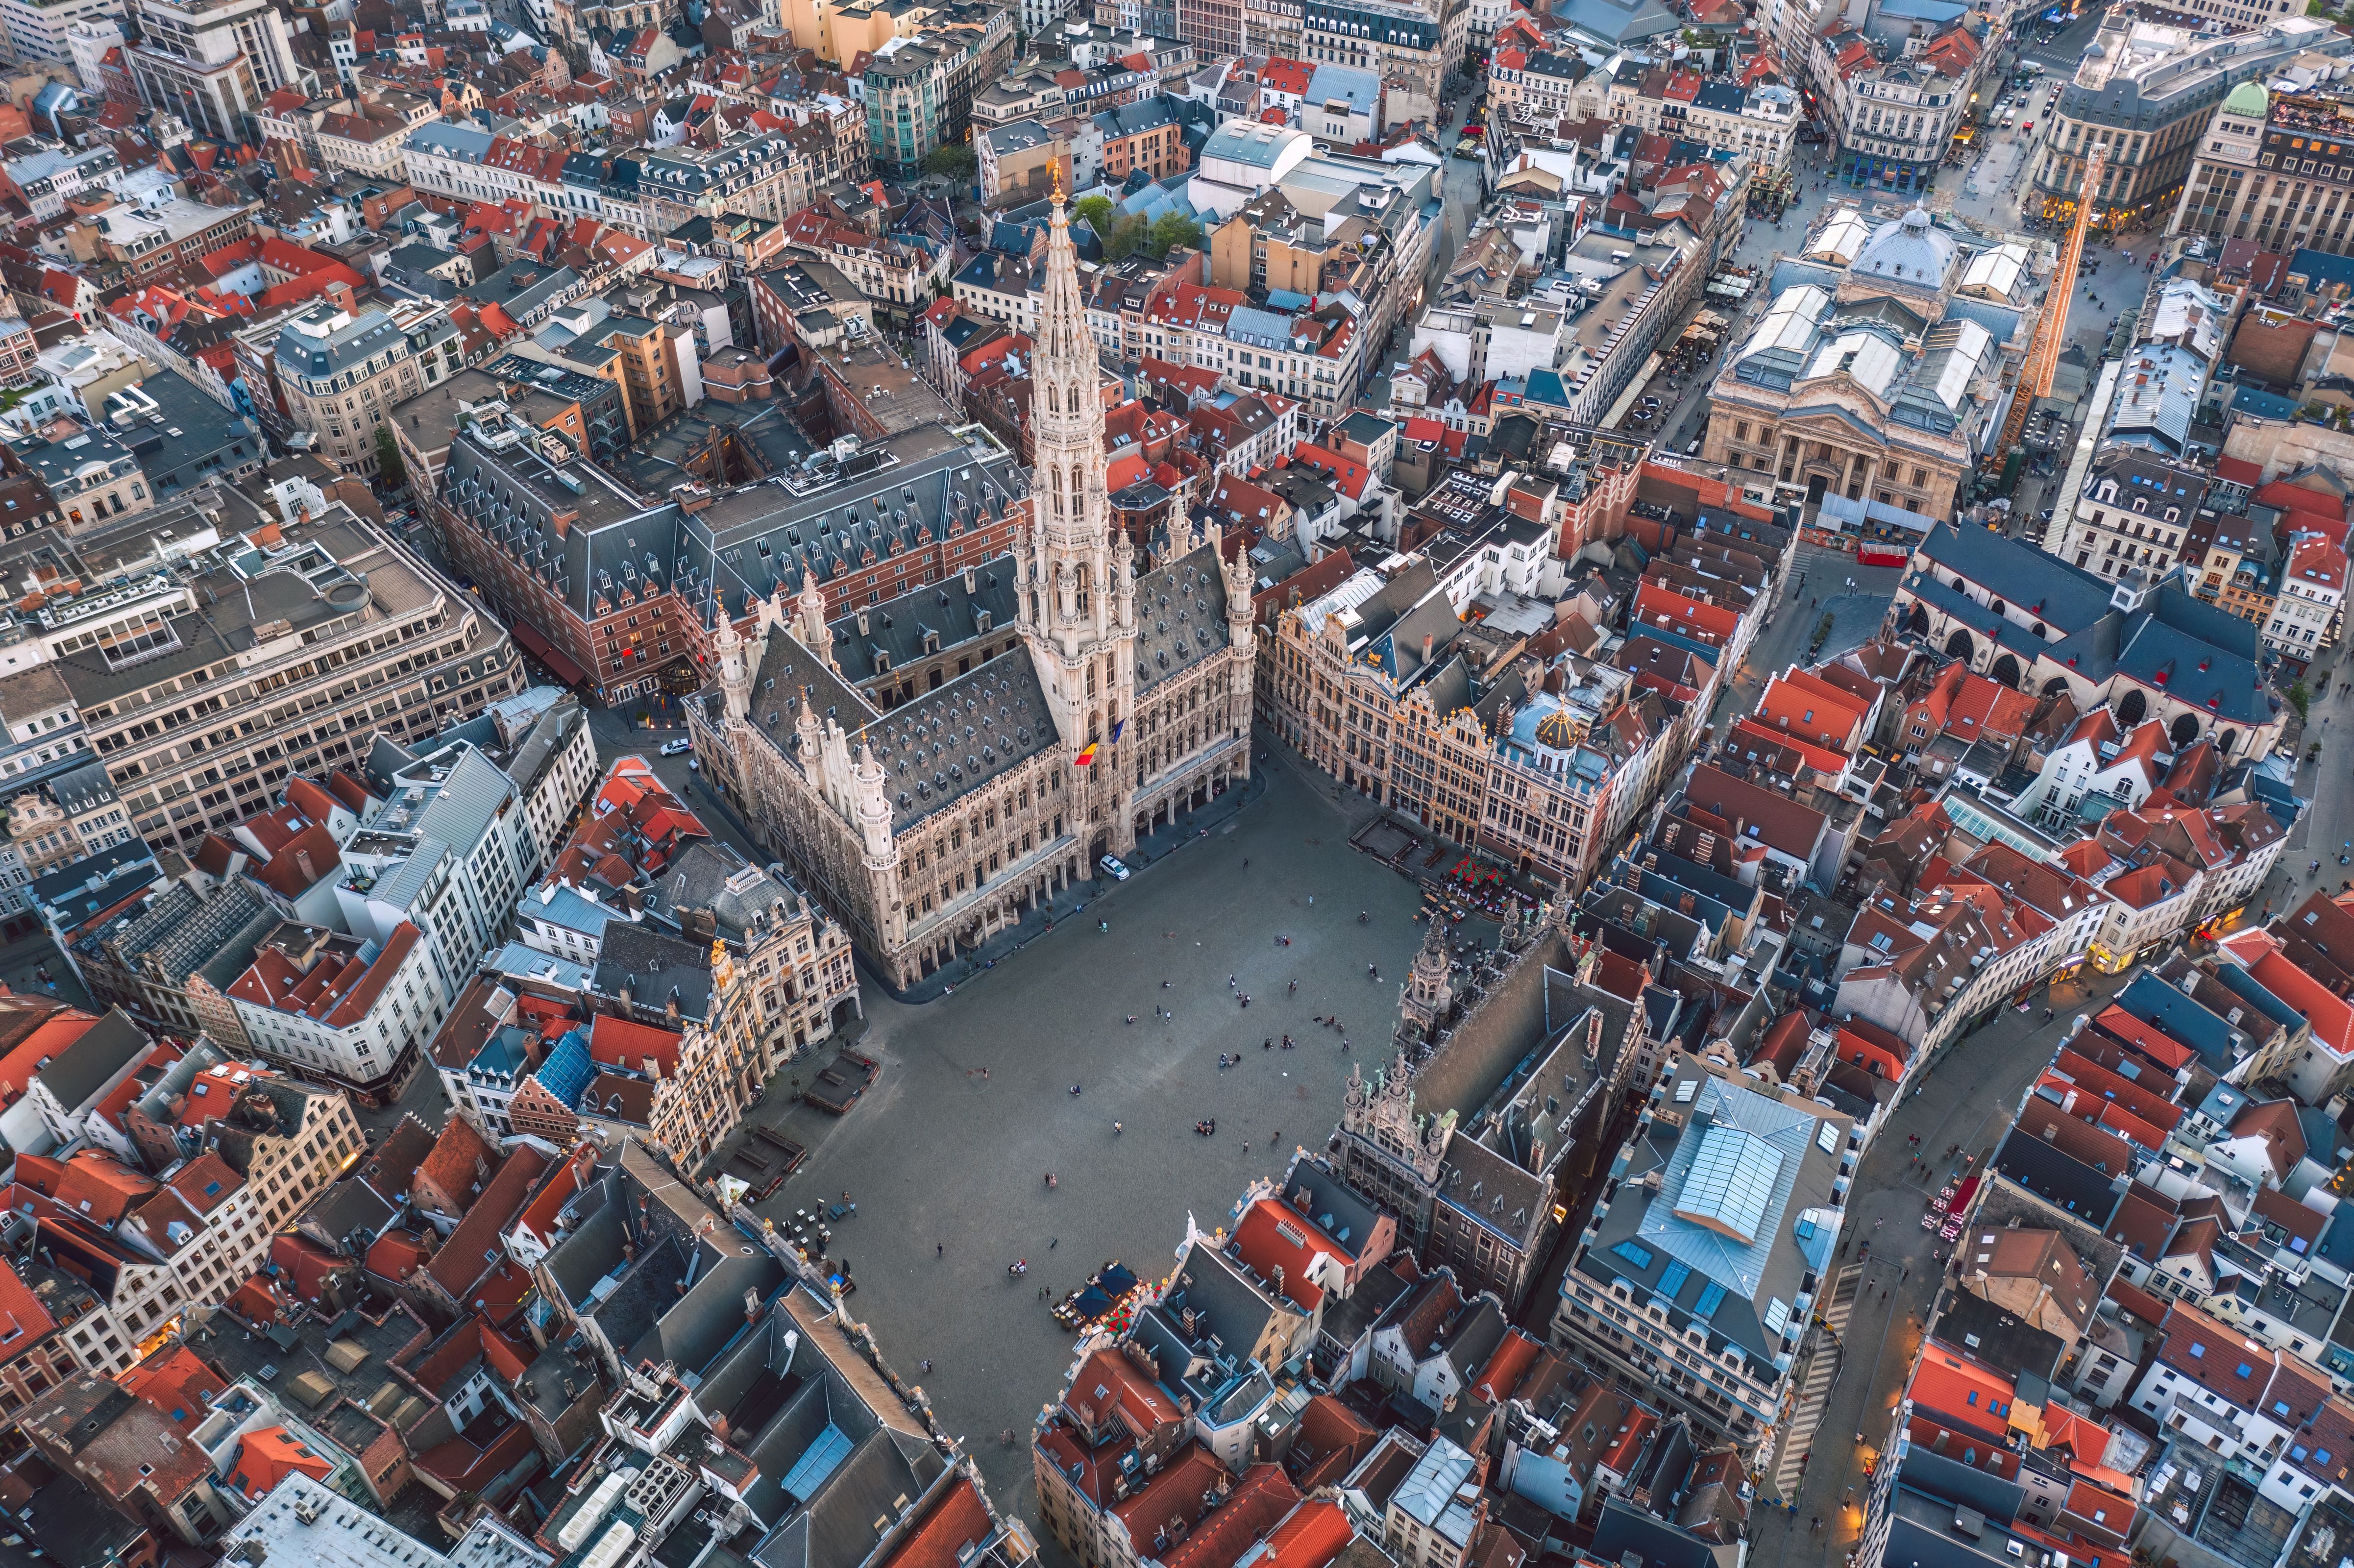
xmin=688 ymin=190 xmax=1259 ymax=991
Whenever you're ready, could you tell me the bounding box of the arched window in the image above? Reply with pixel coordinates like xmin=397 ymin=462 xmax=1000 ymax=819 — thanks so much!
xmin=2170 ymin=713 xmax=2201 ymax=748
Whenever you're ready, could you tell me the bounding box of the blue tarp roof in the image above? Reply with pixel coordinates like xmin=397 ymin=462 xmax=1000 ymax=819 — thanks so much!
xmin=536 ymin=1028 xmax=595 ymax=1109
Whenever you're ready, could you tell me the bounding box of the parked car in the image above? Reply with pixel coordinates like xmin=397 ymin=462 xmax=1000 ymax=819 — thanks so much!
xmin=1100 ymin=855 xmax=1131 ymax=881
xmin=660 ymin=738 xmax=692 ymax=756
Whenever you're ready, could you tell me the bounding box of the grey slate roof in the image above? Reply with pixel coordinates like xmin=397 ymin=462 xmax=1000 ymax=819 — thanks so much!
xmin=31 ymin=1006 xmax=148 ymax=1114
xmin=594 ymin=923 xmax=715 ymax=1024
xmin=1132 ymin=543 xmax=1233 ymax=693
xmin=751 ymin=1427 xmax=947 ymax=1568
xmin=411 ymin=747 xmax=517 ymax=851
xmin=49 ymin=759 xmax=118 ymax=815
xmin=643 ymin=840 xmax=794 ymax=946
xmin=1912 ymin=521 xmax=2114 ymax=634
xmin=117 ymin=367 xmax=266 ymax=503
xmin=443 ymin=419 xmax=1026 ymax=635
xmin=752 ymin=626 xmax=1059 ymax=833
xmin=826 ymin=565 xmax=1020 ymax=685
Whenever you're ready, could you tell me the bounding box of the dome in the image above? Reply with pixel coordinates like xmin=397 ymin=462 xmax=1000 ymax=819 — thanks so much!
xmin=1534 ymin=709 xmax=1579 ymax=750
xmin=2224 ymin=80 xmax=2269 ymax=118
xmin=1853 ymin=204 xmax=1957 ymax=286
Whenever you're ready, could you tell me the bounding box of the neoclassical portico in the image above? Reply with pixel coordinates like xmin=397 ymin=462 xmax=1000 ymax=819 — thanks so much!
xmin=1702 ymin=205 xmax=2022 ymax=523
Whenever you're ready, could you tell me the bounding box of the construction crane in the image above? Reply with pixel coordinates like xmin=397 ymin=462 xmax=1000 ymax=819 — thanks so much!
xmin=1993 ymin=139 xmax=2109 ymax=463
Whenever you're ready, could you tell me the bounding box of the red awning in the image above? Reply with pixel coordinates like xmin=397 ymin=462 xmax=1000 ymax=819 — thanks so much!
xmin=509 ymin=619 xmax=591 ymax=689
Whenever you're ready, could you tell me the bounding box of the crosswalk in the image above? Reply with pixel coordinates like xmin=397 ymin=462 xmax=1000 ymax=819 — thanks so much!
xmin=1769 ymin=1264 xmax=1863 ymax=1499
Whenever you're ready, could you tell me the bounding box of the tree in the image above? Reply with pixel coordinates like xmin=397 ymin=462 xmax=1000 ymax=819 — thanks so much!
xmin=373 ymin=425 xmax=407 ymax=493
xmin=1146 ymin=212 xmax=1203 ymax=258
xmin=1073 ymin=194 xmax=1117 ymax=238
xmin=1101 ymin=211 xmax=1150 ymax=259
xmin=2291 ymin=678 xmax=2312 ymax=721
xmin=921 ymin=145 xmax=977 ymax=182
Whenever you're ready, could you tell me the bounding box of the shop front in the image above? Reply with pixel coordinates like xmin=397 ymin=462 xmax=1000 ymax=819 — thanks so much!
xmin=1839 ymin=149 xmax=1935 ymax=192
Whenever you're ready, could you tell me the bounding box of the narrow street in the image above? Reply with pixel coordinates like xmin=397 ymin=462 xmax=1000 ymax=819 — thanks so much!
xmin=1747 ymin=963 xmax=2134 ymax=1567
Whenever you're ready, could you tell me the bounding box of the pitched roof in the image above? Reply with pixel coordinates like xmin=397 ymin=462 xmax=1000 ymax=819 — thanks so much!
xmin=416 ymin=1114 xmax=497 ymax=1211
xmin=120 ymin=1344 xmax=225 ymax=1432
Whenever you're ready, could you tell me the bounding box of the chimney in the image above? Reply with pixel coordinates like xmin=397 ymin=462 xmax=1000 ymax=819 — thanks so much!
xmin=1421 ymin=633 xmax=1433 ymax=665
xmin=324 ymin=279 xmax=356 ymax=314
xmin=295 ymin=849 xmax=316 ymax=885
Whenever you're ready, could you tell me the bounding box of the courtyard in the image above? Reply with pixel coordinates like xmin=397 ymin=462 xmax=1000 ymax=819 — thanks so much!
xmin=734 ymin=754 xmax=1434 ymax=1515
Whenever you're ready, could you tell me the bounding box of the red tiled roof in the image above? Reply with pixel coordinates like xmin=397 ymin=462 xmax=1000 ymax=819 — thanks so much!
xmin=120 ymin=1344 xmax=225 ymax=1433
xmin=1067 ymin=1347 xmax=1180 ymax=1436
xmin=166 ymin=1151 xmax=244 ymax=1216
xmin=2157 ymin=1302 xmax=2276 ymax=1412
xmin=226 ymin=1426 xmax=334 ymax=1500
xmin=417 ymin=1114 xmax=497 ymax=1209
xmin=1161 ymin=1465 xmax=1300 ymax=1568
xmin=426 ymin=1144 xmax=552 ymax=1303
xmin=1472 ymin=1329 xmax=1542 ymax=1403
xmin=877 ymin=1476 xmax=994 ymax=1568
xmin=228 ymin=924 xmax=424 ymax=1028
xmin=1910 ymin=1344 xmax=2014 ymax=1437
xmin=0 ymin=1009 xmax=98 ymax=1107
xmin=13 ymin=1151 xmax=157 ymax=1224
xmin=1230 ymin=1198 xmax=1349 ymax=1309
xmin=589 ymin=1013 xmax=682 ymax=1077
xmin=1254 ymin=1500 xmax=1354 ymax=1568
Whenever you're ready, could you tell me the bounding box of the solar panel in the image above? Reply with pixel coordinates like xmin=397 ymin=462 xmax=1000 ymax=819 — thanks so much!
xmin=1817 ymin=1122 xmax=1840 ymax=1154
xmin=1657 ymin=1260 xmax=1691 ymax=1304
xmin=1694 ymin=1281 xmax=1726 ymax=1320
xmin=1612 ymin=1239 xmax=1655 ymax=1271
xmin=1764 ymin=1297 xmax=1790 ymax=1336
xmin=1673 ymin=1125 xmax=1785 ymax=1244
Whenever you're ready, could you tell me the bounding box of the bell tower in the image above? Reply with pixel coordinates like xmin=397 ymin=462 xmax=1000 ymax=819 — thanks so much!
xmin=1016 ymin=166 xmax=1137 ymax=858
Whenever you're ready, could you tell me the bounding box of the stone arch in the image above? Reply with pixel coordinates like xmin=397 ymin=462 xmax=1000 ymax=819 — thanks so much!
xmin=2118 ymin=688 xmax=2147 ymax=728
xmin=1907 ymin=603 xmax=1932 ymax=637
xmin=2171 ymin=713 xmax=2202 ymax=749
xmin=1992 ymin=653 xmax=2022 ymax=688
xmin=2042 ymin=677 xmax=2071 ymax=697
xmin=1944 ymin=629 xmax=1976 ymax=664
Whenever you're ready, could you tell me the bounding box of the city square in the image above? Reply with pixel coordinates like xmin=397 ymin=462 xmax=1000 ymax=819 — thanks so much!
xmin=728 ymin=755 xmax=1435 ymax=1508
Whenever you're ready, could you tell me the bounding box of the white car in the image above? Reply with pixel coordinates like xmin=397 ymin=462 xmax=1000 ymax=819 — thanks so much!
xmin=1099 ymin=855 xmax=1130 ymax=882
xmin=659 ymin=738 xmax=692 ymax=757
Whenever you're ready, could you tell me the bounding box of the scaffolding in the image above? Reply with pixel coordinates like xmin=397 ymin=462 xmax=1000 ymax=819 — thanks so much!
xmin=1993 ymin=140 xmax=2108 ymax=463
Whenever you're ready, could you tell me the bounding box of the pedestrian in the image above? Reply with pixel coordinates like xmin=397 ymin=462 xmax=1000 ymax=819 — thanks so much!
xmin=937 ymin=1243 xmax=943 ymax=1258
xmin=1050 ymin=1237 xmax=1058 ymax=1249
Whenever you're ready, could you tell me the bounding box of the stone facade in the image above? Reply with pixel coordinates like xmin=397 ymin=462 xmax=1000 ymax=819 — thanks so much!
xmin=690 ymin=196 xmax=1257 ymax=992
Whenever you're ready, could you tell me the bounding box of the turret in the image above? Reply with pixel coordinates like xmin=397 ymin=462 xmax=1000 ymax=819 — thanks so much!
xmin=716 ymin=610 xmax=752 ymax=724
xmin=798 ymin=571 xmax=834 ymax=671
xmin=794 ymin=687 xmax=825 ymax=792
xmin=853 ymin=741 xmax=895 ymax=863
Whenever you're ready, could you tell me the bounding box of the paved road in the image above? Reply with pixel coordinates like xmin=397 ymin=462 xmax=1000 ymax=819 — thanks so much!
xmin=728 ymin=753 xmax=1431 ymax=1514
xmin=1747 ymin=961 xmax=2134 ymax=1566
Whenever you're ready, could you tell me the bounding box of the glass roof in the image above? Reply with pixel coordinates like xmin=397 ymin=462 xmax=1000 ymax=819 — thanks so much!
xmin=1672 ymin=1126 xmax=1784 ymax=1244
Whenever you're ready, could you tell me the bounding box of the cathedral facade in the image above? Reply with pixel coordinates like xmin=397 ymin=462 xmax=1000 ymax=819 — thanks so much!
xmin=687 ymin=194 xmax=1258 ymax=991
